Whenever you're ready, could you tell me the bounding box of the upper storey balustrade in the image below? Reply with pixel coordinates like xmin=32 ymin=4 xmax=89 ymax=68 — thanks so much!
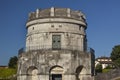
xmin=28 ymin=7 xmax=86 ymax=22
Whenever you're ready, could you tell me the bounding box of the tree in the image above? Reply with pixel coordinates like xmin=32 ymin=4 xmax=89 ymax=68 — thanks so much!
xmin=110 ymin=45 xmax=120 ymax=68
xmin=95 ymin=64 xmax=102 ymax=73
xmin=8 ymin=56 xmax=18 ymax=69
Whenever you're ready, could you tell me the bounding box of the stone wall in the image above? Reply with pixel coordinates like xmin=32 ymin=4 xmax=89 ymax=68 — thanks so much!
xmin=17 ymin=50 xmax=94 ymax=80
xmin=26 ymin=22 xmax=86 ymax=51
xmin=95 ymin=69 xmax=120 ymax=80
xmin=25 ymin=7 xmax=87 ymax=52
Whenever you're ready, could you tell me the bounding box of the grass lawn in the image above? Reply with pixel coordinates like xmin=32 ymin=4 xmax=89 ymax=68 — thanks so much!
xmin=102 ymin=69 xmax=111 ymax=73
xmin=0 ymin=68 xmax=17 ymax=79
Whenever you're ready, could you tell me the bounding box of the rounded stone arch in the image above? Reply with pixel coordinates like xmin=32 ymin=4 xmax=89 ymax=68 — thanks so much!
xmin=49 ymin=65 xmax=64 ymax=80
xmin=75 ymin=66 xmax=87 ymax=80
xmin=49 ymin=65 xmax=64 ymax=73
xmin=27 ymin=66 xmax=39 ymax=80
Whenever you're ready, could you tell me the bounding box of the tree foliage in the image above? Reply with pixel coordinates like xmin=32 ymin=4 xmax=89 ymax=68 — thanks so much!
xmin=111 ymin=45 xmax=120 ymax=68
xmin=8 ymin=56 xmax=18 ymax=69
xmin=95 ymin=64 xmax=102 ymax=73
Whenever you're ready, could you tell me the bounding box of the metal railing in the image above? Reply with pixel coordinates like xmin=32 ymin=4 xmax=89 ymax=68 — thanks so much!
xmin=18 ymin=45 xmax=94 ymax=54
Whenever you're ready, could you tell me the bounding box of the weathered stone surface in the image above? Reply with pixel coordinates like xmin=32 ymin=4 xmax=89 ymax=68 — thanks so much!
xmin=18 ymin=50 xmax=94 ymax=80
xmin=17 ymin=7 xmax=95 ymax=80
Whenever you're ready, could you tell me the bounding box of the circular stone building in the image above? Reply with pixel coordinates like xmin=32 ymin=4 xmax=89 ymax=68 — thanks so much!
xmin=17 ymin=7 xmax=95 ymax=80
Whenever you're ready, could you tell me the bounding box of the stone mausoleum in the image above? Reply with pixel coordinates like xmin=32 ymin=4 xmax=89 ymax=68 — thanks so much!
xmin=17 ymin=7 xmax=95 ymax=80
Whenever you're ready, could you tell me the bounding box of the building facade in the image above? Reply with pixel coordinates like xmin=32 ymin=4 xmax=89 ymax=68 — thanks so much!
xmin=17 ymin=7 xmax=95 ymax=80
xmin=95 ymin=56 xmax=113 ymax=69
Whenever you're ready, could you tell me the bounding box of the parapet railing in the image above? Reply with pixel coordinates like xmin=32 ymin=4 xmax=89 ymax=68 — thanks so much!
xmin=28 ymin=8 xmax=86 ymax=22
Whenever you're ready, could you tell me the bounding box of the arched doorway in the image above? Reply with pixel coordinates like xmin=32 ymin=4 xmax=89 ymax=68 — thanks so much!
xmin=27 ymin=66 xmax=39 ymax=80
xmin=50 ymin=66 xmax=64 ymax=80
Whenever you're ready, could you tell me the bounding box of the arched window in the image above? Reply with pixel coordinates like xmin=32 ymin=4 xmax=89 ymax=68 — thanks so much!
xmin=76 ymin=66 xmax=87 ymax=80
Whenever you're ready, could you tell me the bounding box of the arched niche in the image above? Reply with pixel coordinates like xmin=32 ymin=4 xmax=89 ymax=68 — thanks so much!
xmin=76 ymin=66 xmax=87 ymax=80
xmin=49 ymin=66 xmax=64 ymax=80
xmin=27 ymin=66 xmax=39 ymax=80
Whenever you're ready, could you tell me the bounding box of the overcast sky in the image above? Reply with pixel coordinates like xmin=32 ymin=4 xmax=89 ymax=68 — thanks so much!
xmin=0 ymin=0 xmax=120 ymax=65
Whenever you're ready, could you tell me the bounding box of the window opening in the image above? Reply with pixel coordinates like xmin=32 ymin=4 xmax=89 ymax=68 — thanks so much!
xmin=32 ymin=27 xmax=34 ymax=30
xmin=51 ymin=25 xmax=54 ymax=28
xmin=52 ymin=35 xmax=61 ymax=50
xmin=52 ymin=74 xmax=62 ymax=80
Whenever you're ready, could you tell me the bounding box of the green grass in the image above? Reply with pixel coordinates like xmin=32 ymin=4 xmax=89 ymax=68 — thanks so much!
xmin=0 ymin=68 xmax=17 ymax=79
xmin=102 ymin=69 xmax=111 ymax=73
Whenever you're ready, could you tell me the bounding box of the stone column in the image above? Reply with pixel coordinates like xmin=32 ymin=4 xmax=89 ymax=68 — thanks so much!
xmin=36 ymin=9 xmax=39 ymax=18
xmin=50 ymin=7 xmax=54 ymax=16
xmin=80 ymin=35 xmax=84 ymax=51
xmin=67 ymin=8 xmax=71 ymax=17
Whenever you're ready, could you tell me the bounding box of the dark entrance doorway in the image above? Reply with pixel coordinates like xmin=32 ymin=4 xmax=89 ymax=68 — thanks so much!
xmin=52 ymin=74 xmax=62 ymax=80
